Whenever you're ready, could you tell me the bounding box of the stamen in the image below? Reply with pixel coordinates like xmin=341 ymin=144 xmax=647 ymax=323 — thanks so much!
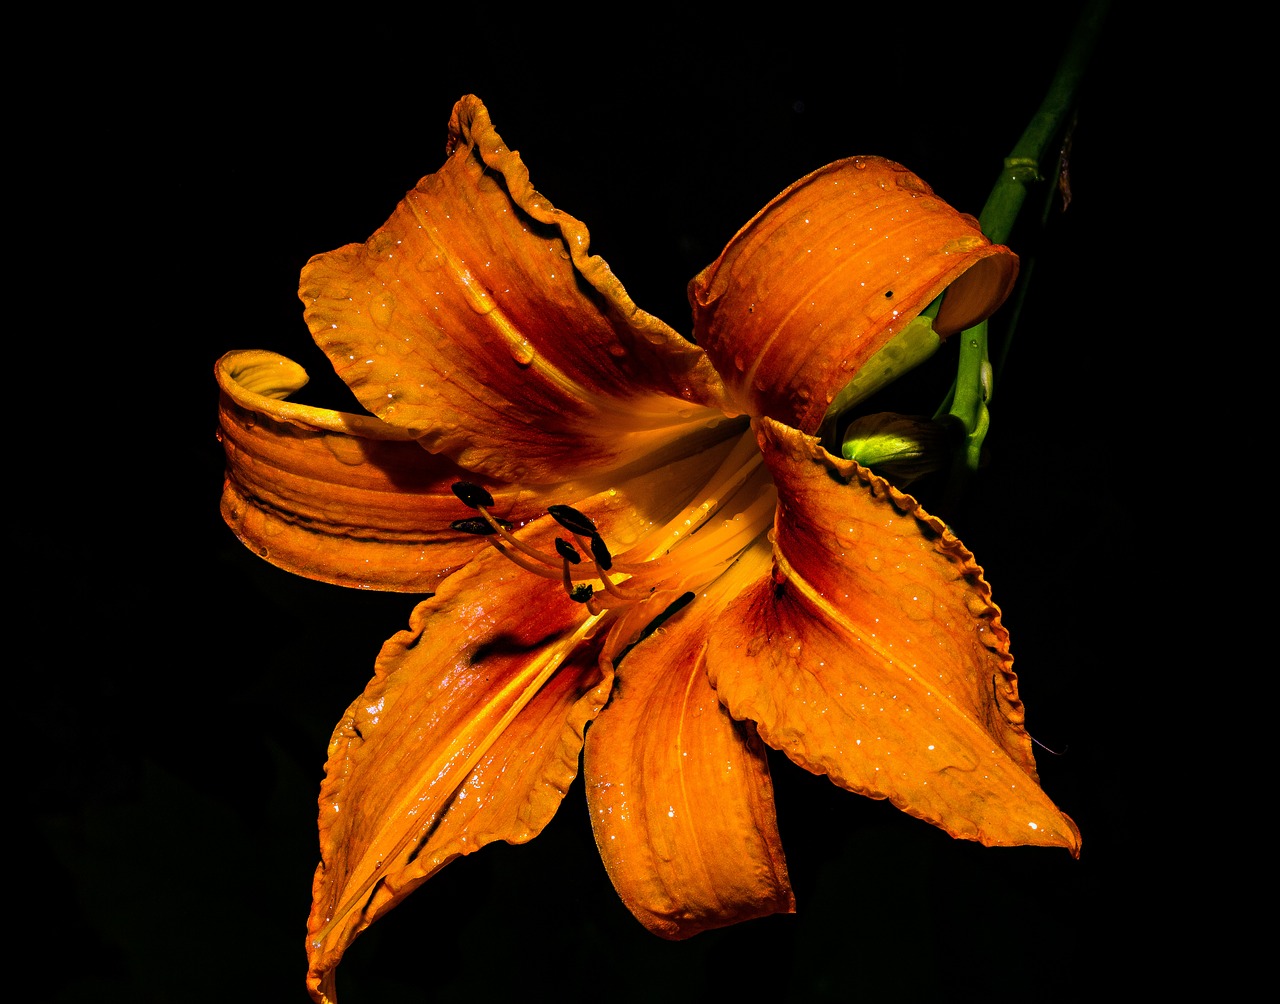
xmin=451 ymin=516 xmax=513 ymax=535
xmin=554 ymin=538 xmax=582 ymax=564
xmin=451 ymin=481 xmax=495 ymax=509
xmin=588 ymin=533 xmax=613 ymax=571
xmin=556 ymin=542 xmax=579 ymax=597
xmin=445 ymin=439 xmax=772 ymax=623
xmin=548 ymin=504 xmax=597 ymax=536
xmin=474 ymin=506 xmax=567 ymax=569
xmin=487 ymin=538 xmax=567 ymax=581
xmin=450 ymin=496 xmax=595 ymax=601
xmin=592 ymin=569 xmax=648 ymax=605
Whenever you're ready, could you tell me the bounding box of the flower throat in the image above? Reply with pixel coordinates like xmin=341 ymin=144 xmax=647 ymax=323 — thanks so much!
xmin=449 ymin=430 xmax=776 ymax=619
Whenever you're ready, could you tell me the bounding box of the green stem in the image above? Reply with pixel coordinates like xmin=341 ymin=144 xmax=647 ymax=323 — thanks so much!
xmin=942 ymin=0 xmax=1110 ymax=504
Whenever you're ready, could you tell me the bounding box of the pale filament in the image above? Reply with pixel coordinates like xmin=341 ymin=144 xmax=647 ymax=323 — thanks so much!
xmin=617 ymin=431 xmax=764 ymax=567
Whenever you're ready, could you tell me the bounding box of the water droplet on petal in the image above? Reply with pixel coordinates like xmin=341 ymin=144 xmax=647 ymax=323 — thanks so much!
xmin=898 ymin=584 xmax=934 ymax=621
xmin=322 ymin=434 xmax=366 ymax=466
xmin=370 ymin=292 xmax=396 ymax=330
xmin=509 ymin=339 xmax=535 ymax=366
xmin=941 ymin=236 xmax=984 ymax=254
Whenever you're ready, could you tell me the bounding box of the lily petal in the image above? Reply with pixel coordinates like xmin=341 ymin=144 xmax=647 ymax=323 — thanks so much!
xmin=217 ymin=350 xmax=485 ymax=591
xmin=300 ymin=95 xmax=732 ymax=483
xmin=690 ymin=158 xmax=1017 ymax=433
xmin=306 ymin=541 xmax=612 ymax=1002
xmin=585 ymin=536 xmax=794 ymax=939
xmin=706 ymin=419 xmax=1080 ymax=854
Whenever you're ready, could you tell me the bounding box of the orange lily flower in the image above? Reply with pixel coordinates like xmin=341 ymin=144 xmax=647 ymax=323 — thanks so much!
xmin=215 ymin=95 xmax=1079 ymax=1004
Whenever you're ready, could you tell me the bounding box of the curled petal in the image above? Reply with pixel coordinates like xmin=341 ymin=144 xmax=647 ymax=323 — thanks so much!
xmin=585 ymin=537 xmax=793 ymax=939
xmin=690 ymin=157 xmax=1018 ymax=433
xmin=217 ymin=350 xmax=486 ymax=591
xmin=706 ymin=419 xmax=1079 ymax=854
xmin=301 ymin=95 xmax=732 ymax=483
xmin=306 ymin=542 xmax=612 ymax=1002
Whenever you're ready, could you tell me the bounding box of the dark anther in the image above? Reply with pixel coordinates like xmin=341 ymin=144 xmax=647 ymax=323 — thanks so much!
xmin=547 ymin=504 xmax=597 ymax=536
xmin=589 ymin=532 xmax=613 ymax=571
xmin=451 ymin=517 xmax=496 ymax=535
xmin=451 ymin=481 xmax=495 ymax=509
xmin=569 ymin=583 xmax=594 ymax=603
xmin=554 ymin=538 xmax=582 ymax=564
xmin=450 ymin=516 xmax=513 ymax=535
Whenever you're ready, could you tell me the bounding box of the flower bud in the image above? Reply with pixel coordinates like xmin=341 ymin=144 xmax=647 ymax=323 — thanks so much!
xmin=840 ymin=413 xmax=957 ymax=487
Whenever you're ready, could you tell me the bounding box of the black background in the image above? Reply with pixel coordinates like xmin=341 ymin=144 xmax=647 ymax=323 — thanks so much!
xmin=34 ymin=4 xmax=1154 ymax=1001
